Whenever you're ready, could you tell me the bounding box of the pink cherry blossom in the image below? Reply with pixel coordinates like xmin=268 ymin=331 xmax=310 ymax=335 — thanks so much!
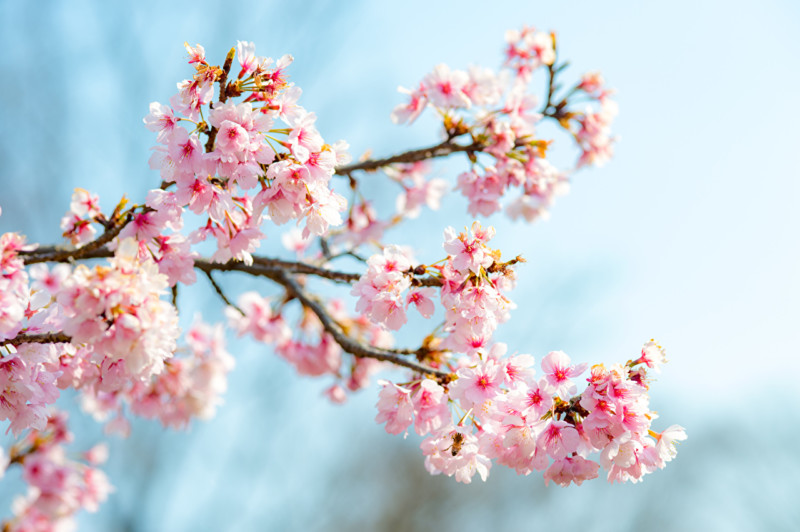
xmin=544 ymin=456 xmax=600 ymax=487
xmin=406 ymin=288 xmax=436 ymax=319
xmin=537 ymin=419 xmax=580 ymax=460
xmin=411 ymin=379 xmax=450 ymax=436
xmin=541 ymin=350 xmax=588 ymax=398
xmin=375 ymin=380 xmax=414 ymax=435
xmin=449 ymin=360 xmax=504 ymax=408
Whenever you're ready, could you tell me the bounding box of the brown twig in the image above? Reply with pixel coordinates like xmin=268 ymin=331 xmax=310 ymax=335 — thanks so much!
xmin=203 ymin=270 xmax=244 ymax=315
xmin=204 ymin=47 xmax=236 ymax=153
xmin=193 ymin=257 xmax=442 ymax=287
xmin=1 ymin=332 xmax=72 ymax=348
xmin=20 ymin=211 xmax=134 ymax=265
xmin=335 ymin=138 xmax=485 ymax=176
xmin=271 ymin=271 xmax=449 ymax=378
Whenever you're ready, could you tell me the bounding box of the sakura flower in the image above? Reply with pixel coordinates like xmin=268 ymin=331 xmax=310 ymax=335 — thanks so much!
xmin=396 ymin=173 xmax=448 ymax=219
xmin=406 ymin=288 xmax=436 ymax=319
xmin=654 ymin=424 xmax=687 ymax=464
xmin=375 ymin=380 xmax=414 ymax=435
xmin=421 ymin=425 xmax=491 ymax=483
xmin=324 ymin=384 xmax=348 ymax=404
xmin=391 ymin=84 xmax=428 ymax=124
xmin=184 ymin=42 xmax=206 ymax=64
xmin=237 ymin=40 xmax=258 ymax=78
xmin=537 ymin=419 xmax=580 ymax=460
xmin=143 ymin=102 xmax=179 ymax=143
xmin=449 ymin=360 xmax=503 ymax=409
xmin=57 ymin=238 xmax=180 ymax=380
xmin=544 ymin=456 xmax=600 ymax=487
xmin=281 ymin=227 xmax=312 ymax=257
xmin=68 ymin=188 xmax=101 ymax=218
xmin=636 ymin=340 xmax=668 ymax=372
xmin=286 ymin=110 xmax=323 ymax=164
xmin=541 ymin=350 xmax=587 ymax=398
xmin=411 ymin=379 xmax=451 ymax=436
xmin=442 ymin=222 xmax=497 ymax=275
xmin=227 ymin=291 xmax=291 ymax=346
xmin=29 ymin=263 xmax=71 ymax=296
xmin=60 ymin=213 xmax=97 ymax=246
xmin=422 ymin=64 xmax=471 ymax=109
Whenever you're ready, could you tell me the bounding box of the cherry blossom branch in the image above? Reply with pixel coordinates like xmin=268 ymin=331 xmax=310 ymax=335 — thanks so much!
xmin=271 ymin=270 xmax=449 ymax=379
xmin=1 ymin=332 xmax=72 ymax=348
xmin=203 ymin=271 xmax=244 ymax=315
xmin=204 ymin=47 xmax=236 ymax=152
xmin=19 ymin=243 xmax=441 ymax=287
xmin=335 ymin=137 xmax=484 ymax=176
xmin=20 ymin=210 xmax=136 ymax=265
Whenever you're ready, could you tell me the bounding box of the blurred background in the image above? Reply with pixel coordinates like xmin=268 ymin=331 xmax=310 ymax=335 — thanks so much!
xmin=1 ymin=0 xmax=799 ymax=530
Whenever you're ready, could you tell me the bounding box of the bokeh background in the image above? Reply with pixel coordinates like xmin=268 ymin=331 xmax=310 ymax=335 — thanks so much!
xmin=1 ymin=1 xmax=799 ymax=530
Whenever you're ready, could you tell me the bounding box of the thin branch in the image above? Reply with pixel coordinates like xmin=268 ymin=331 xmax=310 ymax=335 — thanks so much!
xmin=204 ymin=47 xmax=236 ymax=153
xmin=3 ymin=261 xmax=446 ymax=376
xmin=335 ymin=138 xmax=484 ymax=176
xmin=204 ymin=270 xmax=244 ymax=315
xmin=19 ymin=240 xmax=443 ymax=288
xmin=271 ymin=271 xmax=449 ymax=379
xmin=1 ymin=332 xmax=72 ymax=348
xmin=194 ymin=257 xmax=442 ymax=287
xmin=541 ymin=61 xmax=559 ymax=117
xmin=20 ymin=212 xmax=134 ymax=265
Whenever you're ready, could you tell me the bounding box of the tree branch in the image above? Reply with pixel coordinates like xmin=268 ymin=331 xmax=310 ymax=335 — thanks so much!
xmin=20 ymin=212 xmax=134 ymax=265
xmin=20 ymin=245 xmax=443 ymax=287
xmin=335 ymin=138 xmax=484 ymax=176
xmin=203 ymin=270 xmax=244 ymax=315
xmin=1 ymin=332 xmax=72 ymax=348
xmin=194 ymin=257 xmax=443 ymax=287
xmin=271 ymin=271 xmax=449 ymax=379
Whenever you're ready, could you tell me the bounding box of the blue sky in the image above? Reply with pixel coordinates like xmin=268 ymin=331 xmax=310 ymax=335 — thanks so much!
xmin=1 ymin=1 xmax=798 ymax=530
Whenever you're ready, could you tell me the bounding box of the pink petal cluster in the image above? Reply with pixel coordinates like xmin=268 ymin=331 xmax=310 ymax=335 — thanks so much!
xmin=332 ymin=200 xmax=387 ymax=250
xmin=39 ymin=321 xmax=234 ymax=435
xmin=144 ymin=42 xmax=349 ymax=268
xmin=421 ymin=425 xmax=491 ymax=484
xmin=391 ymin=26 xmax=616 ymax=224
xmin=0 ymin=344 xmax=62 ymax=436
xmin=439 ymin=223 xmax=514 ymax=355
xmin=229 ymin=292 xmax=341 ymax=377
xmin=124 ymin=320 xmax=235 ymax=429
xmin=579 ymin=359 xmax=686 ymax=484
xmin=387 ymin=162 xmax=448 ymax=219
xmin=57 ymin=239 xmax=180 ymax=380
xmin=392 ymin=64 xmax=502 ymax=124
xmin=504 ymin=26 xmax=556 ymax=81
xmin=374 ymin=340 xmax=684 ymax=487
xmin=375 ymin=378 xmax=450 ymax=437
xmin=575 ymin=96 xmax=618 ymax=167
xmin=3 ymin=412 xmax=112 ymax=531
xmin=228 ymin=293 xmax=389 ymax=403
xmin=351 ymin=246 xmax=415 ymax=331
xmin=60 ymin=188 xmax=100 ymax=246
xmin=0 ymin=231 xmax=29 ymax=340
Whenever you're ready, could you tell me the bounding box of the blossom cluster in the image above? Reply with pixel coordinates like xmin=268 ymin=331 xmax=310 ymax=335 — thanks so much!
xmin=227 ymin=291 xmax=388 ymax=401
xmin=376 ymin=342 xmax=685 ymax=486
xmin=390 ymin=25 xmax=617 ymax=223
xmin=75 ymin=319 xmax=235 ymax=434
xmin=57 ymin=239 xmax=179 ymax=381
xmin=0 ymin=412 xmax=111 ymax=531
xmin=144 ymin=40 xmax=348 ymax=269
xmin=0 ymin=235 xmax=27 ymax=351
